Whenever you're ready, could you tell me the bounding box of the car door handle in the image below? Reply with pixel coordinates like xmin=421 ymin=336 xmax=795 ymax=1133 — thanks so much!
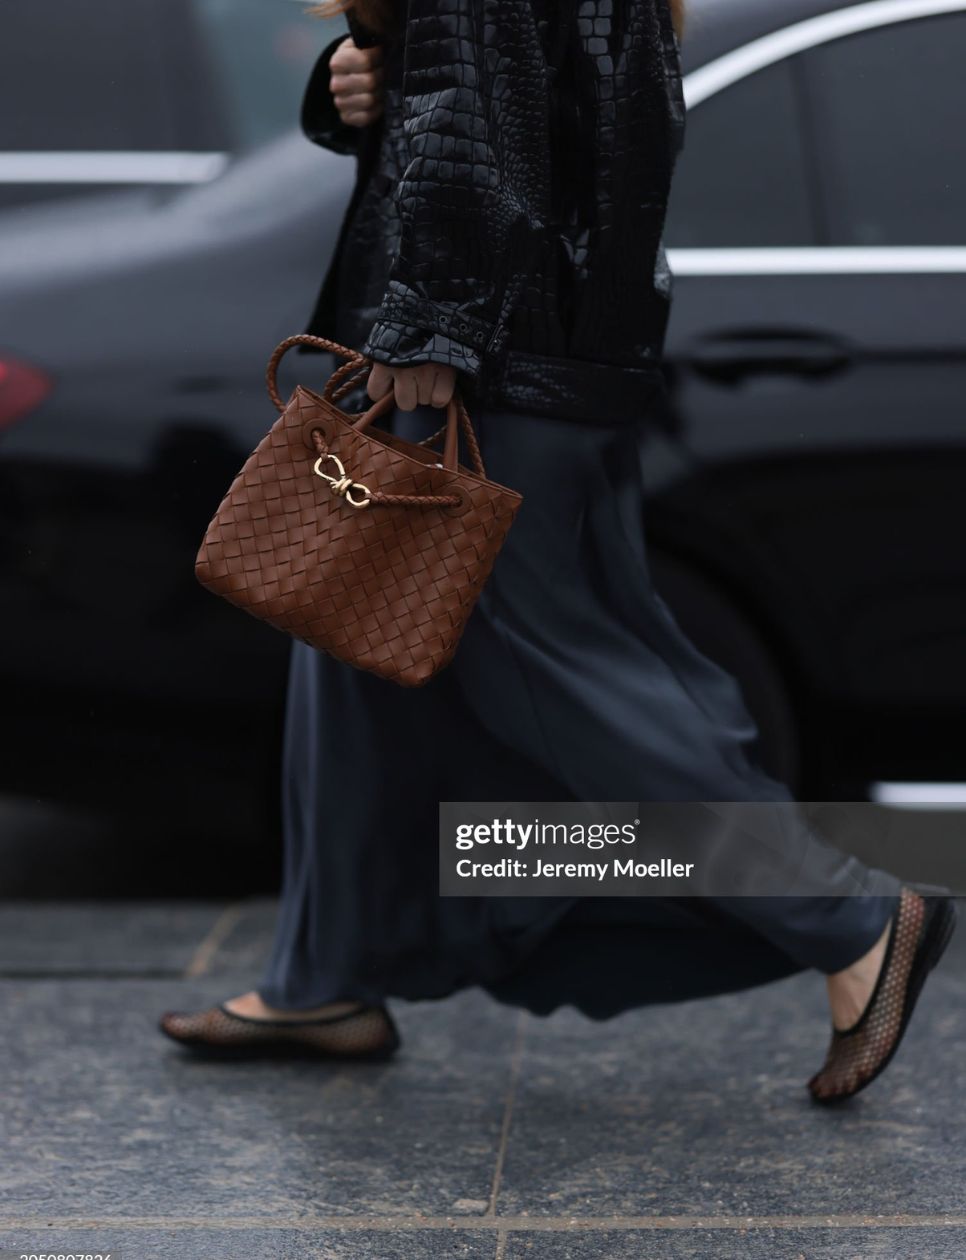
xmin=686 ymin=330 xmax=852 ymax=383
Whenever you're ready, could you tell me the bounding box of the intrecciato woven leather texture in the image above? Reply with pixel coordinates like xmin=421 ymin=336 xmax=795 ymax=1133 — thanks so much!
xmin=195 ymin=341 xmax=521 ymax=687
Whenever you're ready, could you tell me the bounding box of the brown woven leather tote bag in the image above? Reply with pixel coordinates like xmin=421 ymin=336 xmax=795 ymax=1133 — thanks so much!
xmin=195 ymin=335 xmax=522 ymax=686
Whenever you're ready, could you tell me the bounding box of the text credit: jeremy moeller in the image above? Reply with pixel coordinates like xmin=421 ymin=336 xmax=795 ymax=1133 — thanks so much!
xmin=438 ymin=801 xmax=931 ymax=898
xmin=438 ymin=802 xmax=698 ymax=896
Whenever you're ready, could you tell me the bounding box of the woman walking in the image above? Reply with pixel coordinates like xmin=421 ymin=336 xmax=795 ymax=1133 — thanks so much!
xmin=161 ymin=0 xmax=956 ymax=1102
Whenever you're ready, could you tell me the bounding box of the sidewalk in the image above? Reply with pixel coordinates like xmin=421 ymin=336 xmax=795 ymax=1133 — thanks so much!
xmin=2 ymin=899 xmax=964 ymax=1259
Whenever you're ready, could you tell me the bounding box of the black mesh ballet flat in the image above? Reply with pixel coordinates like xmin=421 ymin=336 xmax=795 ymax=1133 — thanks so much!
xmin=159 ymin=1001 xmax=400 ymax=1061
xmin=808 ymin=887 xmax=958 ymax=1104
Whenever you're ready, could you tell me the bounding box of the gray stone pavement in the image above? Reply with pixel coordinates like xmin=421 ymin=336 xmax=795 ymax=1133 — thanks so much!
xmin=1 ymin=899 xmax=965 ymax=1260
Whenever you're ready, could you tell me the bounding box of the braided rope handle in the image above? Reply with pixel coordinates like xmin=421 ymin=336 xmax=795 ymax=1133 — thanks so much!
xmin=327 ymin=359 xmax=371 ymax=403
xmin=266 ymin=334 xmax=368 ymax=412
xmin=412 ymin=405 xmax=485 ymax=477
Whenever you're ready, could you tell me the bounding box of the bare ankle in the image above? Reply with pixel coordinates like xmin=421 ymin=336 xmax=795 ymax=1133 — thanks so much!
xmin=825 ymin=916 xmax=893 ymax=1031
xmin=223 ymin=991 xmax=362 ymax=1021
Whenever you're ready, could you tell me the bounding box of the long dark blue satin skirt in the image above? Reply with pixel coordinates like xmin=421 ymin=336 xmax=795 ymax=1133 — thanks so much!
xmin=258 ymin=402 xmax=900 ymax=1021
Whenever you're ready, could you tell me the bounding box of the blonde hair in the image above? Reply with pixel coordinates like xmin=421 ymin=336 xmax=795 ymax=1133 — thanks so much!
xmin=311 ymin=1 xmax=685 ymax=41
xmin=308 ymin=0 xmax=394 ymax=32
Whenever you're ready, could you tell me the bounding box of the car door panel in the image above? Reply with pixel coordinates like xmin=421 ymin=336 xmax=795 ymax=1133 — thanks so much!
xmin=662 ymin=11 xmax=966 ymax=725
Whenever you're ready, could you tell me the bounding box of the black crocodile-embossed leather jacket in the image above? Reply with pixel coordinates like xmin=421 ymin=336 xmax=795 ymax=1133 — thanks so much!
xmin=301 ymin=2 xmax=685 ymax=423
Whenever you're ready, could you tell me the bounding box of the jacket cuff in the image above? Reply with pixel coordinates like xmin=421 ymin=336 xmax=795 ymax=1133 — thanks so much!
xmin=301 ymin=32 xmax=362 ymax=156
xmin=359 ymin=285 xmax=510 ymax=380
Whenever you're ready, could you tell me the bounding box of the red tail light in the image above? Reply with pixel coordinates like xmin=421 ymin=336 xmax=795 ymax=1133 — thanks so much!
xmin=0 ymin=356 xmax=53 ymax=430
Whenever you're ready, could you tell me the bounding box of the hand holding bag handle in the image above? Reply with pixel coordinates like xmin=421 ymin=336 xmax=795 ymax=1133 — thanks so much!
xmin=266 ymin=334 xmax=487 ymax=502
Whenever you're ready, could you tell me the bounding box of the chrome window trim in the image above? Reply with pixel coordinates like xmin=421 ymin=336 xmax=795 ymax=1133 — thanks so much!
xmin=684 ymin=0 xmax=966 ymax=108
xmin=0 ymin=151 xmax=229 ymax=185
xmin=667 ymin=247 xmax=966 ymax=275
xmin=873 ymin=782 xmax=966 ymax=807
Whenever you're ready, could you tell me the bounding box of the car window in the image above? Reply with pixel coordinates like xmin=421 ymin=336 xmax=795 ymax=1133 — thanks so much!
xmin=0 ymin=0 xmax=176 ymax=151
xmin=192 ymin=2 xmax=345 ymax=150
xmin=664 ymin=60 xmax=815 ymax=248
xmin=0 ymin=0 xmax=341 ymax=157
xmin=803 ymin=12 xmax=966 ymax=245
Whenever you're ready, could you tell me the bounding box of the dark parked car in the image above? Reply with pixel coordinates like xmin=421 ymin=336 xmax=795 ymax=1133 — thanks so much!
xmin=2 ymin=0 xmax=965 ymax=849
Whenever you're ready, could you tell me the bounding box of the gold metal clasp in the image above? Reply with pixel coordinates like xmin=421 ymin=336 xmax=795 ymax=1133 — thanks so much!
xmin=313 ymin=453 xmax=371 ymax=509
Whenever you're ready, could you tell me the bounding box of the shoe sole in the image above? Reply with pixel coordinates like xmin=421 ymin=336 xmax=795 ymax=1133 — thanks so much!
xmin=810 ymin=893 xmax=958 ymax=1105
